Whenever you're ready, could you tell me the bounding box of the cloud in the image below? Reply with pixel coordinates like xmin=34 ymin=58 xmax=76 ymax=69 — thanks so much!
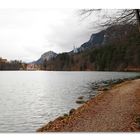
xmin=0 ymin=9 xmax=98 ymax=62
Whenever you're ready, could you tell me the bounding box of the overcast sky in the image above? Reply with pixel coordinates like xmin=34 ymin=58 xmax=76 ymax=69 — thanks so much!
xmin=0 ymin=9 xmax=101 ymax=62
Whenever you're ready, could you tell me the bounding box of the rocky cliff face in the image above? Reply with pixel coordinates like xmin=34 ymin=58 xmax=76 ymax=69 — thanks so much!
xmin=34 ymin=51 xmax=57 ymax=64
xmin=76 ymin=31 xmax=105 ymax=53
xmin=74 ymin=24 xmax=135 ymax=53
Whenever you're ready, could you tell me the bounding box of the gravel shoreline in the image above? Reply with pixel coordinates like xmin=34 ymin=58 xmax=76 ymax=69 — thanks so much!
xmin=37 ymin=76 xmax=140 ymax=132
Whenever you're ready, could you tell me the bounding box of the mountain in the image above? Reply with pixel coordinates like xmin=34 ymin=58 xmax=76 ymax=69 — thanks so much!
xmin=72 ymin=24 xmax=135 ymax=53
xmin=77 ymin=30 xmax=105 ymax=52
xmin=33 ymin=25 xmax=133 ymax=65
xmin=34 ymin=51 xmax=57 ymax=64
xmin=42 ymin=24 xmax=140 ymax=71
xmin=30 ymin=24 xmax=140 ymax=71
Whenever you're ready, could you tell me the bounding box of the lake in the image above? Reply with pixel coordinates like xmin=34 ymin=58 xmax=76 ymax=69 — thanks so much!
xmin=0 ymin=71 xmax=139 ymax=132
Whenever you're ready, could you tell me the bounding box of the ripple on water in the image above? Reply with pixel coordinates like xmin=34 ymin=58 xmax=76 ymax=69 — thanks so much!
xmin=0 ymin=71 xmax=139 ymax=132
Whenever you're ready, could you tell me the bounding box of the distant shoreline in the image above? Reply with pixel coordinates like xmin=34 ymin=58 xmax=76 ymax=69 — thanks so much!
xmin=37 ymin=76 xmax=140 ymax=132
xmin=0 ymin=70 xmax=140 ymax=72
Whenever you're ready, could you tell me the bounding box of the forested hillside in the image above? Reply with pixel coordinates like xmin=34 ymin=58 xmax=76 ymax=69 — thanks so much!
xmin=43 ymin=24 xmax=140 ymax=71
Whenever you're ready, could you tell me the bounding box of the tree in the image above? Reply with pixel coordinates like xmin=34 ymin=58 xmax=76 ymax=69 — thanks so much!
xmin=79 ymin=9 xmax=140 ymax=32
xmin=135 ymin=9 xmax=140 ymax=32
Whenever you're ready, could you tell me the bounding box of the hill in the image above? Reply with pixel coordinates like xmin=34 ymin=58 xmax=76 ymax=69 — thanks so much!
xmin=33 ymin=51 xmax=57 ymax=65
xmin=42 ymin=24 xmax=140 ymax=71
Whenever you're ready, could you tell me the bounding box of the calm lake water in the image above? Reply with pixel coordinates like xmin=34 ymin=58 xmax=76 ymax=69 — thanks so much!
xmin=0 ymin=71 xmax=139 ymax=132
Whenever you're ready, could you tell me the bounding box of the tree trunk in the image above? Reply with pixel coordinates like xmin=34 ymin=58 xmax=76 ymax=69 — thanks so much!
xmin=135 ymin=9 xmax=140 ymax=32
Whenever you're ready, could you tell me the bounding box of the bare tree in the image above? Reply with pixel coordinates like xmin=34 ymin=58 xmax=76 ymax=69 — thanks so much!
xmin=135 ymin=9 xmax=140 ymax=32
xmin=79 ymin=9 xmax=140 ymax=32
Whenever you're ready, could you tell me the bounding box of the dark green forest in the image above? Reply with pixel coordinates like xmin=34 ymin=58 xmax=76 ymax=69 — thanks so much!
xmin=43 ymin=25 xmax=140 ymax=71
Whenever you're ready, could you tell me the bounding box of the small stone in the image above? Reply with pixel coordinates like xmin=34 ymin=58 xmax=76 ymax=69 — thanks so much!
xmin=78 ymin=96 xmax=84 ymax=99
xmin=76 ymin=100 xmax=85 ymax=104
xmin=69 ymin=108 xmax=76 ymax=115
xmin=63 ymin=113 xmax=68 ymax=117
